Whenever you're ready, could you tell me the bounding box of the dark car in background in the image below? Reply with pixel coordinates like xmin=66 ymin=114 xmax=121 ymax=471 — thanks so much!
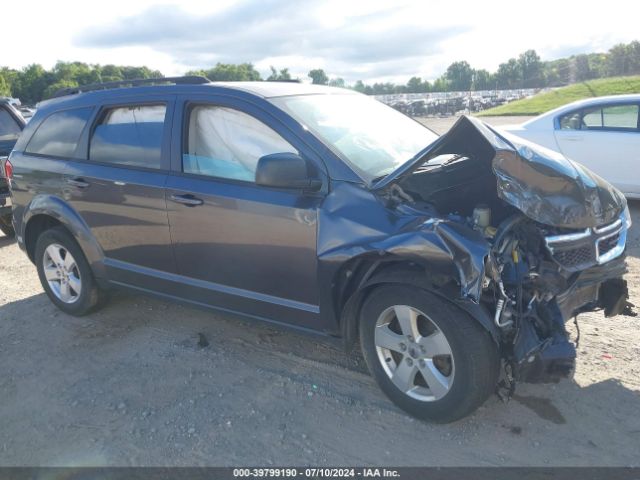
xmin=0 ymin=98 xmax=26 ymax=237
xmin=6 ymin=77 xmax=633 ymax=422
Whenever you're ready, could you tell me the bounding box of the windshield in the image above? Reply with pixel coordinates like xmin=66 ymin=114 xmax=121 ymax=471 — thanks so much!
xmin=270 ymin=93 xmax=438 ymax=181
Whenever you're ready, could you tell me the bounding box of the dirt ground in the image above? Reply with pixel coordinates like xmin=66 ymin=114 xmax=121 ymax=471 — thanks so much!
xmin=1 ymin=115 xmax=639 ymax=467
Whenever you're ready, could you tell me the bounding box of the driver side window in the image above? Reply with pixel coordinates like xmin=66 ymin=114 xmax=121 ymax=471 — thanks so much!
xmin=183 ymin=105 xmax=298 ymax=182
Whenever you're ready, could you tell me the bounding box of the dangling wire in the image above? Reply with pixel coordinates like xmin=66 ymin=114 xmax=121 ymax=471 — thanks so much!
xmin=573 ymin=315 xmax=581 ymax=349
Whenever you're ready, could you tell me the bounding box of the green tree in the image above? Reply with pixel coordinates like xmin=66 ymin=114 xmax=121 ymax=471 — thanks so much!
xmin=308 ymin=69 xmax=328 ymax=85
xmin=0 ymin=74 xmax=10 ymax=96
xmin=406 ymin=76 xmax=427 ymax=93
xmin=328 ymin=77 xmax=345 ymax=88
xmin=0 ymin=68 xmax=18 ymax=90
xmin=544 ymin=58 xmax=570 ymax=86
xmin=267 ymin=66 xmax=292 ymax=81
xmin=43 ymin=79 xmax=79 ymax=99
xmin=518 ymin=50 xmax=544 ymax=88
xmin=574 ymin=54 xmax=592 ymax=81
xmin=51 ymin=61 xmax=102 ymax=87
xmin=496 ymin=58 xmax=521 ymax=89
xmin=99 ymin=64 xmax=124 ymax=82
xmin=473 ymin=69 xmax=494 ymax=90
xmin=189 ymin=63 xmax=261 ymax=81
xmin=121 ymin=66 xmax=163 ymax=80
xmin=445 ymin=61 xmax=473 ymax=91
xmin=607 ymin=43 xmax=630 ymax=76
xmin=628 ymin=40 xmax=640 ymax=74
xmin=587 ymin=53 xmax=608 ymax=78
xmin=432 ymin=77 xmax=449 ymax=92
xmin=352 ymin=80 xmax=370 ymax=94
xmin=370 ymin=82 xmax=398 ymax=95
xmin=13 ymin=64 xmax=51 ymax=104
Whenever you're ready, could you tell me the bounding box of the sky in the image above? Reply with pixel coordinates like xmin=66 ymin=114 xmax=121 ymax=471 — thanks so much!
xmin=3 ymin=0 xmax=638 ymax=84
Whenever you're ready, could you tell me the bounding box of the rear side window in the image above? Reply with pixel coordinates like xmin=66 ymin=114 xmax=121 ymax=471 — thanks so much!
xmin=90 ymin=105 xmax=166 ymax=169
xmin=25 ymin=107 xmax=93 ymax=157
xmin=559 ymin=104 xmax=639 ymax=131
xmin=603 ymin=105 xmax=639 ymax=129
xmin=0 ymin=108 xmax=21 ymax=142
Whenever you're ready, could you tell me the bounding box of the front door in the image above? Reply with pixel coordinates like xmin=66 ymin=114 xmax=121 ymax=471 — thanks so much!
xmin=165 ymin=97 xmax=323 ymax=328
xmin=64 ymin=98 xmax=176 ymax=278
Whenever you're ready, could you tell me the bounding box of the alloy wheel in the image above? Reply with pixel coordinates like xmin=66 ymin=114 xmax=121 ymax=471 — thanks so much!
xmin=42 ymin=243 xmax=82 ymax=304
xmin=374 ymin=305 xmax=455 ymax=401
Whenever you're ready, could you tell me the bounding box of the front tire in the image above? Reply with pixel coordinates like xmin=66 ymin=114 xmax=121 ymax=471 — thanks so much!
xmin=35 ymin=226 xmax=104 ymax=316
xmin=360 ymin=285 xmax=499 ymax=423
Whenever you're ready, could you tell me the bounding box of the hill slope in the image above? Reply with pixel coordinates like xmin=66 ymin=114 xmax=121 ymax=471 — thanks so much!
xmin=478 ymin=76 xmax=640 ymax=116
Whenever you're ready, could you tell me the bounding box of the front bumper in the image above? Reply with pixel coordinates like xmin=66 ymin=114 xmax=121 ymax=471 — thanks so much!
xmin=556 ymin=255 xmax=628 ymax=320
xmin=517 ymin=256 xmax=631 ymax=384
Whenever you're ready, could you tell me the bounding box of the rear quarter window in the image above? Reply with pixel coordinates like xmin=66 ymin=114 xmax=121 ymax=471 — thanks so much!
xmin=25 ymin=107 xmax=93 ymax=158
xmin=558 ymin=103 xmax=640 ymax=131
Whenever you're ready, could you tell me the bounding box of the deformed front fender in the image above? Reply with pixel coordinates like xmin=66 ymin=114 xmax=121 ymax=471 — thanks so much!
xmin=316 ymin=181 xmax=491 ymax=333
xmin=20 ymin=194 xmax=106 ymax=278
xmin=336 ymin=260 xmax=499 ymax=352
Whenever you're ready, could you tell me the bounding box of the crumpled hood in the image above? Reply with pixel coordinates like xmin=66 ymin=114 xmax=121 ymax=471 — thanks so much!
xmin=492 ymin=125 xmax=626 ymax=229
xmin=373 ymin=116 xmax=626 ymax=229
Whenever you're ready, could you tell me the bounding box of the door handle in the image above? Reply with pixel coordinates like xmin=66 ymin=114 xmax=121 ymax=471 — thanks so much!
xmin=562 ymin=136 xmax=583 ymax=142
xmin=170 ymin=193 xmax=203 ymax=206
xmin=66 ymin=177 xmax=90 ymax=188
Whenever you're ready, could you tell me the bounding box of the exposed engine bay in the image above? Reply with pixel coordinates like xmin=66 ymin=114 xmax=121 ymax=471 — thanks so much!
xmin=372 ymin=117 xmax=635 ymax=390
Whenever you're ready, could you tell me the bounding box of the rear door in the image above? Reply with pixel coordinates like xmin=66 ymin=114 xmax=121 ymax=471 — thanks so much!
xmin=165 ymin=95 xmax=326 ymax=328
xmin=64 ymin=96 xmax=177 ymax=279
xmin=554 ymin=103 xmax=640 ymax=195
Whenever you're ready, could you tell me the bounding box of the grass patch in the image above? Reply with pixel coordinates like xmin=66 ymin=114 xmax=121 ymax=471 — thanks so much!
xmin=477 ymin=75 xmax=640 ymax=116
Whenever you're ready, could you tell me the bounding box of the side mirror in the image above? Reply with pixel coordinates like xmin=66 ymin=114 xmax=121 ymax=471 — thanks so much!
xmin=255 ymin=152 xmax=321 ymax=191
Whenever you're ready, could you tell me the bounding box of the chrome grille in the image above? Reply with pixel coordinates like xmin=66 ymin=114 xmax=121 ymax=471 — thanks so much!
xmin=552 ymin=245 xmax=596 ymax=269
xmin=598 ymin=232 xmax=620 ymax=257
xmin=545 ymin=213 xmax=628 ymax=271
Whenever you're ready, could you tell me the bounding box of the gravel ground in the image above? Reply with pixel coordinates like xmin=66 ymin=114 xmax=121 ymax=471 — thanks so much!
xmin=0 ymin=115 xmax=638 ymax=467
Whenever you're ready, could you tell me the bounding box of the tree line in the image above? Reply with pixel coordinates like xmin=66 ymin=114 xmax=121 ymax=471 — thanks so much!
xmin=1 ymin=40 xmax=639 ymax=104
xmin=0 ymin=63 xmax=163 ymax=104
xmin=350 ymin=41 xmax=640 ymax=95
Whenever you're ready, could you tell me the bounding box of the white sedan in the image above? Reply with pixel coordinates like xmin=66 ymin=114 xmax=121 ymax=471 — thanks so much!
xmin=501 ymin=94 xmax=640 ymax=198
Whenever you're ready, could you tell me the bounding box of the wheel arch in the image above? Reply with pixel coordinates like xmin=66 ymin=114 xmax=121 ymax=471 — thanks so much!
xmin=336 ymin=257 xmax=499 ymax=352
xmin=21 ymin=195 xmax=106 ymax=278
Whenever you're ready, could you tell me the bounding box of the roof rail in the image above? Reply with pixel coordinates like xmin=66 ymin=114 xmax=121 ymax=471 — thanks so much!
xmin=51 ymin=76 xmax=210 ymax=99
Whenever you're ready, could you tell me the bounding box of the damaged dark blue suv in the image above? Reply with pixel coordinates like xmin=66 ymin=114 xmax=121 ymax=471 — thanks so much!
xmin=7 ymin=77 xmax=633 ymax=422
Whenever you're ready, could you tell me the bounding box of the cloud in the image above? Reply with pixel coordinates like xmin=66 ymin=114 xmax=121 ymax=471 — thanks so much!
xmin=74 ymin=0 xmax=470 ymax=81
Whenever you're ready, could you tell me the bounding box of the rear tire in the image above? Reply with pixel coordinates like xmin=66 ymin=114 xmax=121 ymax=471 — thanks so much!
xmin=359 ymin=285 xmax=499 ymax=423
xmin=35 ymin=226 xmax=104 ymax=316
xmin=0 ymin=215 xmax=14 ymax=238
